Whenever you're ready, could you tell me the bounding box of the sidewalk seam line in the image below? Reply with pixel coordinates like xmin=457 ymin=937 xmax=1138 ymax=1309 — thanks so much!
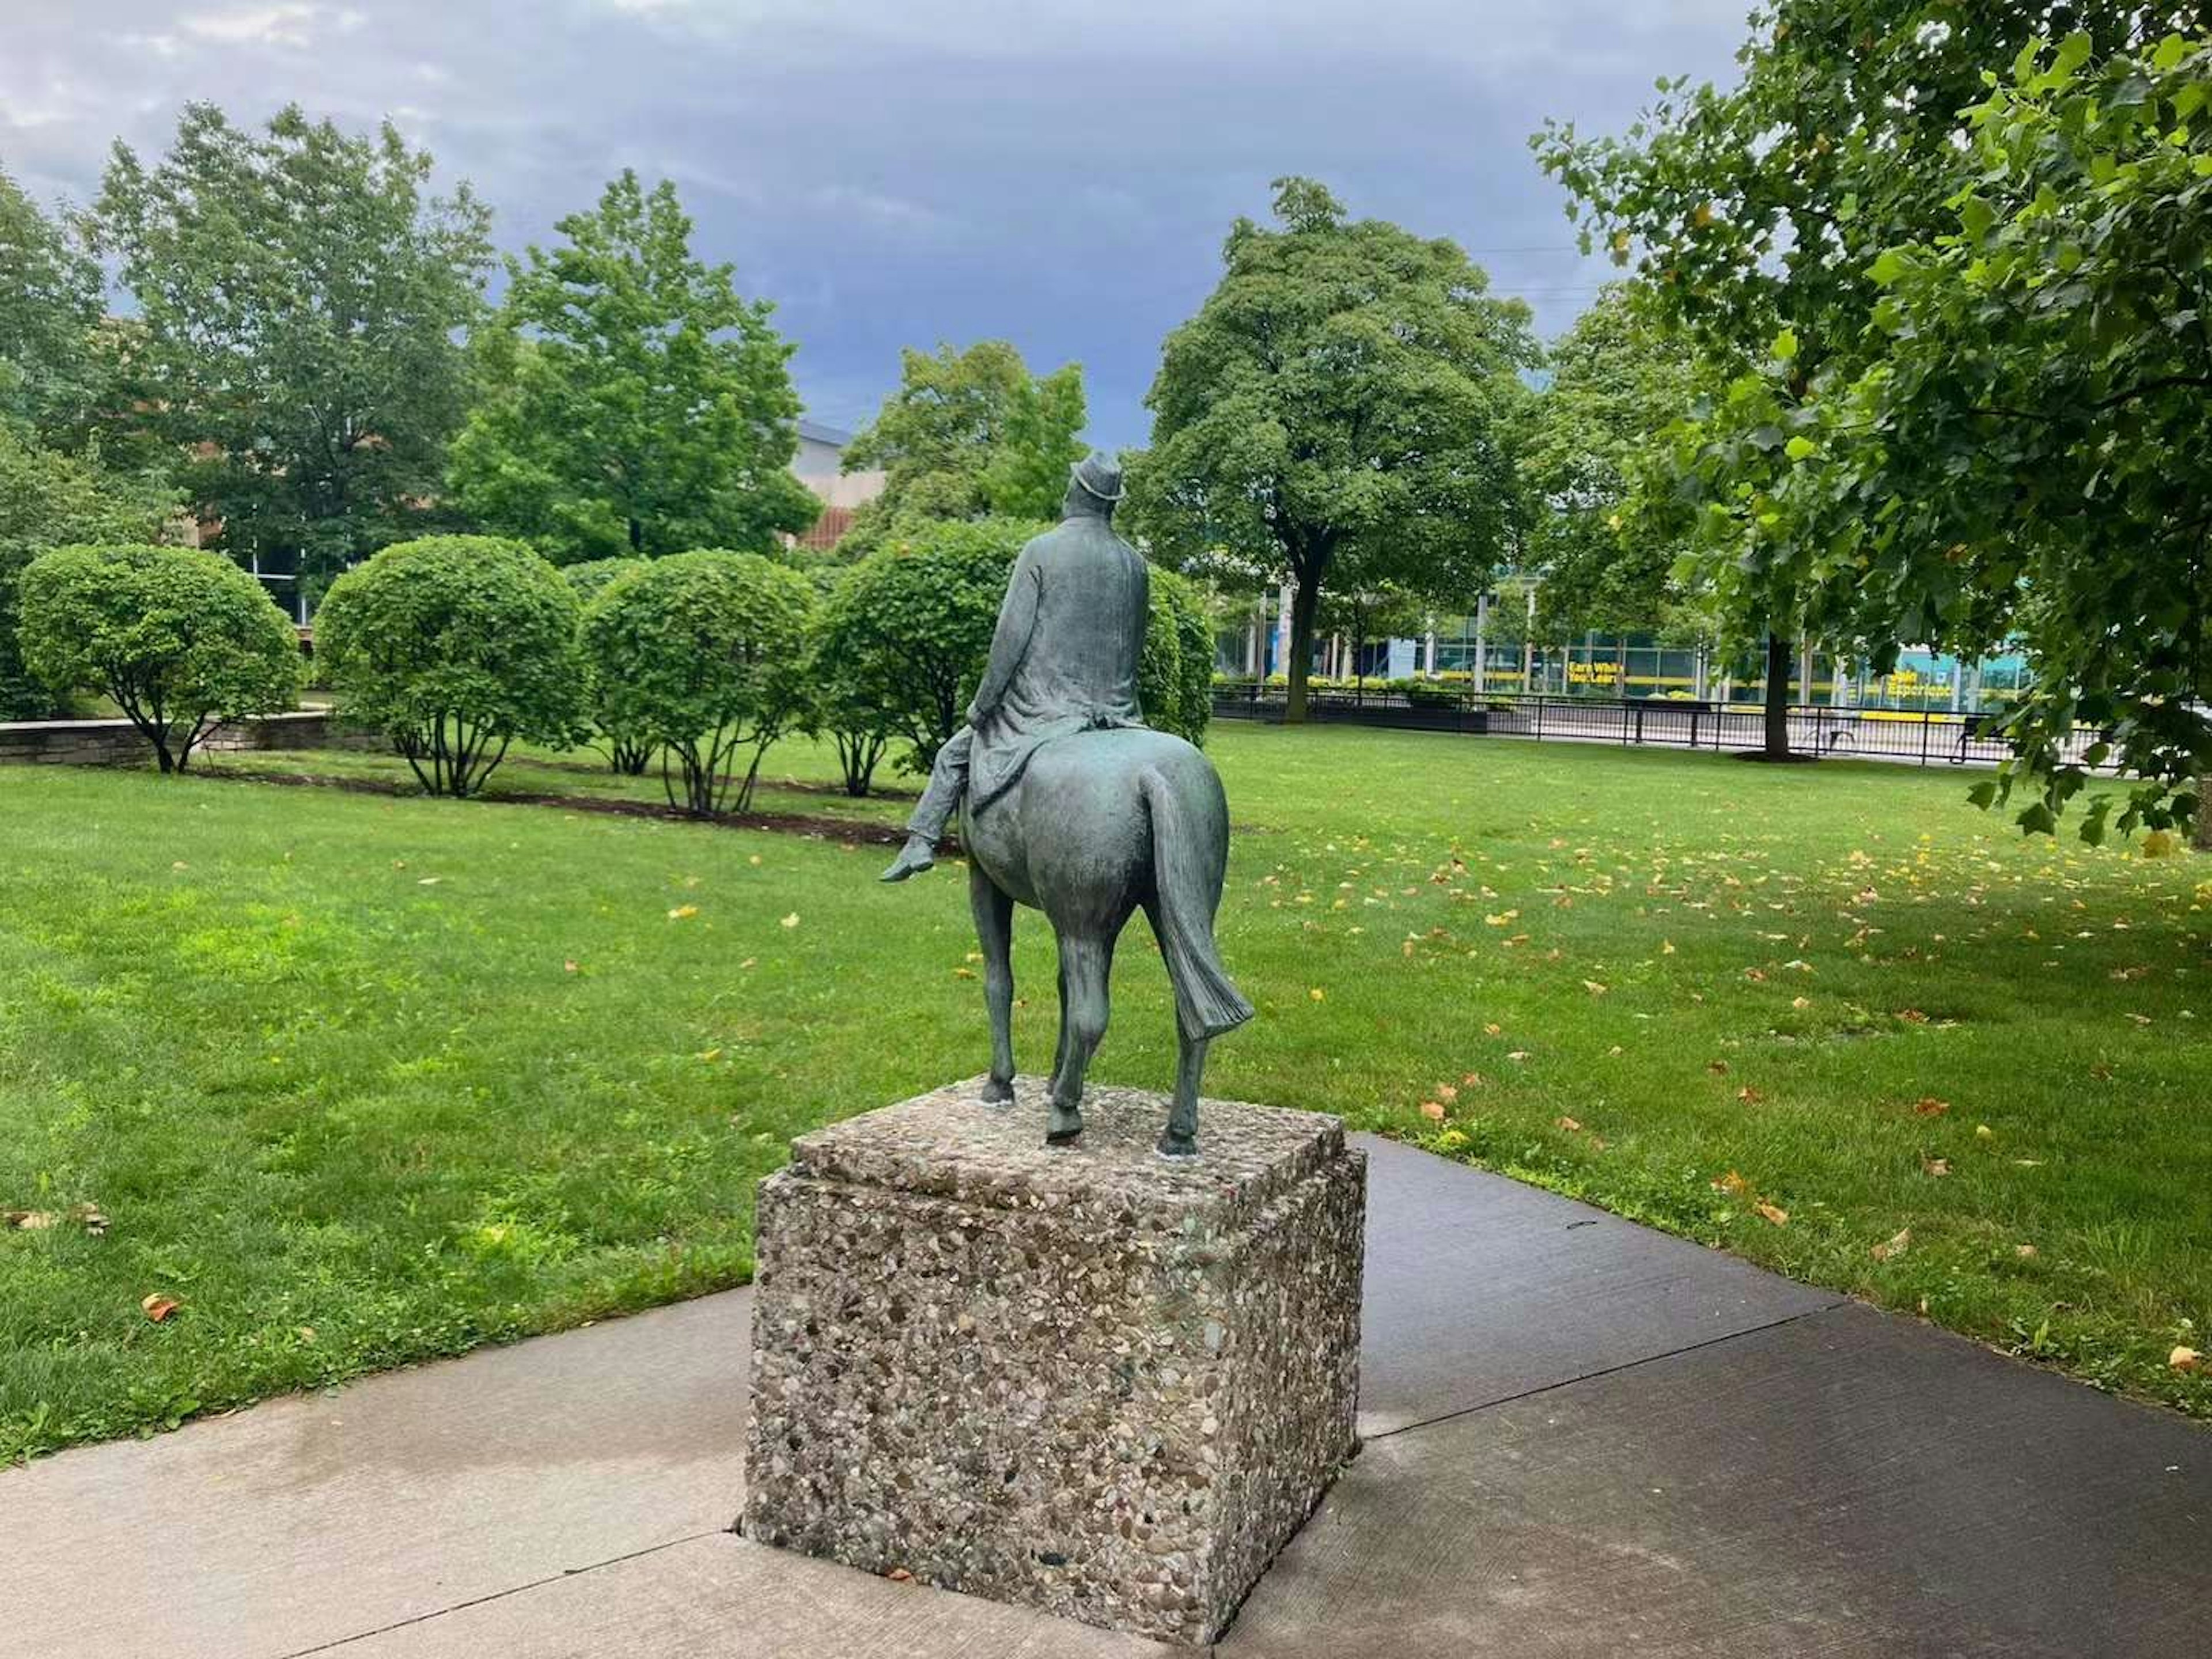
xmin=1364 ymin=1298 xmax=1851 ymax=1443
xmin=274 ymin=1528 xmax=725 ymax=1658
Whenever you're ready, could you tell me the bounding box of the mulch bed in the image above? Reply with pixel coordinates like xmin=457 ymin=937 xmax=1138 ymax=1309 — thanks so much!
xmin=196 ymin=764 xmax=937 ymax=850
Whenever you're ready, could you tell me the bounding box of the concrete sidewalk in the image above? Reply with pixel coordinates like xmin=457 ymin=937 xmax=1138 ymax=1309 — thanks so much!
xmin=9 ymin=1136 xmax=2206 ymax=1657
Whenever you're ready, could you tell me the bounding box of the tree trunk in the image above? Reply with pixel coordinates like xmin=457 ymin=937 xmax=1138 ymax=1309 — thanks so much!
xmin=1285 ymin=580 xmax=1321 ymax=724
xmin=2195 ymin=773 xmax=2212 ymax=851
xmin=1763 ymin=633 xmax=1793 ymax=759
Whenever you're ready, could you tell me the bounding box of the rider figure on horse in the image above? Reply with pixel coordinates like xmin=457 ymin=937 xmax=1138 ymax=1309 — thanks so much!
xmin=881 ymin=452 xmax=1149 ymax=882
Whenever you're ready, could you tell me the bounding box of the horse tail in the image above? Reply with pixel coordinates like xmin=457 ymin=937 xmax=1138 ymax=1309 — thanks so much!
xmin=1142 ymin=756 xmax=1255 ymax=1041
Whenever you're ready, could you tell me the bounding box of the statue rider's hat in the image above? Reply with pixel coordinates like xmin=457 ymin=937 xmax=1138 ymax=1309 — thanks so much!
xmin=1070 ymin=451 xmax=1126 ymax=503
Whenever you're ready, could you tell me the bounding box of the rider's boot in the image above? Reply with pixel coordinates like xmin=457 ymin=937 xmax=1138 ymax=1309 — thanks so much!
xmin=879 ymin=832 xmax=937 ymax=882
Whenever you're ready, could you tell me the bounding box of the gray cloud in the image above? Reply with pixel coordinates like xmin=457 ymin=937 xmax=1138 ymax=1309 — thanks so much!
xmin=4 ymin=1 xmax=1748 ymax=446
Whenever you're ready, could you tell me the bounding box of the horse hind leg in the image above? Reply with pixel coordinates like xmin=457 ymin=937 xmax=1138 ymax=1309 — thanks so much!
xmin=1160 ymin=1028 xmax=1207 ymax=1159
xmin=968 ymin=863 xmax=1016 ymax=1104
xmin=1046 ymin=932 xmax=1115 ymax=1146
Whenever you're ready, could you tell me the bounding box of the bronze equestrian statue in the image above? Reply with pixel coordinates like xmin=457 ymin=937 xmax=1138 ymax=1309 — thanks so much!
xmin=881 ymin=453 xmax=1252 ymax=1156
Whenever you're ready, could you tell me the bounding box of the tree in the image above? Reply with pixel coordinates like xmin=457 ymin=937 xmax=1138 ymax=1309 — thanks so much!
xmin=1132 ymin=178 xmax=1539 ymax=722
xmin=0 ymin=423 xmax=177 ymax=718
xmin=315 ymin=535 xmax=587 ymax=797
xmin=0 ymin=163 xmax=103 ymax=436
xmin=449 ymin=171 xmax=819 ymax=564
xmin=581 ymin=550 xmax=816 ymax=816
xmin=561 ymin=557 xmax=654 ymax=773
xmin=1532 ymin=3 xmax=2190 ymax=757
xmin=88 ymin=104 xmax=493 ymax=589
xmin=1524 ymin=285 xmax=1706 ymax=643
xmin=1718 ymin=30 xmax=2212 ymax=841
xmin=17 ymin=543 xmax=300 ymax=771
xmin=840 ymin=341 xmax=1088 ymax=535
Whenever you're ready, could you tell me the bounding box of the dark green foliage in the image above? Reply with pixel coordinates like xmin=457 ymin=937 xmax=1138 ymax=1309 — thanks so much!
xmin=561 ymin=557 xmax=655 ymax=773
xmin=1141 ymin=567 xmax=1217 ymax=747
xmin=1701 ymin=30 xmax=2212 ymax=839
xmin=88 ymin=104 xmax=493 ymax=588
xmin=0 ymin=164 xmax=103 ymax=436
xmin=580 ymin=550 xmax=816 ymax=816
xmin=1133 ymin=178 xmax=1539 ymax=723
xmin=1533 ymin=2 xmax=2204 ymax=778
xmin=840 ymin=341 xmax=1089 ymax=537
xmin=812 ymin=517 xmax=1047 ymax=777
xmin=0 ymin=424 xmax=177 ymax=718
xmin=1524 ymin=285 xmax=1706 ymax=643
xmin=16 ymin=543 xmax=300 ymax=770
xmin=315 ymin=535 xmax=587 ymax=797
xmin=448 ymin=172 xmax=819 ymax=564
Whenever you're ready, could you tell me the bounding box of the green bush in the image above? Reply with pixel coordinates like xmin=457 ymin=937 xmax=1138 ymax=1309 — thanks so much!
xmin=560 ymin=556 xmax=654 ymax=774
xmin=1 ymin=425 xmax=179 ymax=719
xmin=315 ymin=535 xmax=587 ymax=797
xmin=581 ymin=550 xmax=815 ymax=816
xmin=817 ymin=517 xmax=1047 ymax=777
xmin=1141 ymin=566 xmax=1216 ymax=745
xmin=16 ymin=543 xmax=301 ymax=770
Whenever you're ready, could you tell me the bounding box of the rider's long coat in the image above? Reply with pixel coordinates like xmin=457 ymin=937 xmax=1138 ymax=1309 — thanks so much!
xmin=965 ymin=512 xmax=1151 ymax=813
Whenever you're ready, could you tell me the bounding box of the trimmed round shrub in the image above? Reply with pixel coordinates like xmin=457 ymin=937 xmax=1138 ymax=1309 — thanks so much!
xmin=315 ymin=535 xmax=586 ymax=797
xmin=17 ymin=543 xmax=302 ymax=771
xmin=560 ymin=556 xmax=654 ymax=774
xmin=1141 ymin=566 xmax=1216 ymax=747
xmin=582 ymin=549 xmax=816 ymax=817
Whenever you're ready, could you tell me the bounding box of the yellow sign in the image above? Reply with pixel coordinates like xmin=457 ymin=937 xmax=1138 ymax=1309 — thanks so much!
xmin=1567 ymin=660 xmax=1622 ymax=685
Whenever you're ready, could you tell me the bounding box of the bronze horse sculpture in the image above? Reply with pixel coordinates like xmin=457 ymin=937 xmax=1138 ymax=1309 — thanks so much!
xmin=880 ymin=453 xmax=1252 ymax=1156
xmin=961 ymin=725 xmax=1252 ymax=1156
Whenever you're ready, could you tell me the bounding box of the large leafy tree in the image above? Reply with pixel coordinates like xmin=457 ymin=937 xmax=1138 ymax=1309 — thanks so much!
xmin=1722 ymin=30 xmax=2212 ymax=842
xmin=1532 ymin=2 xmax=2192 ymax=756
xmin=1132 ymin=178 xmax=1539 ymax=722
xmin=89 ymin=104 xmax=493 ymax=588
xmin=1524 ymin=283 xmax=1707 ymax=643
xmin=449 ymin=171 xmax=819 ymax=563
xmin=838 ymin=341 xmax=1088 ymax=551
xmin=0 ymin=163 xmax=102 ymax=436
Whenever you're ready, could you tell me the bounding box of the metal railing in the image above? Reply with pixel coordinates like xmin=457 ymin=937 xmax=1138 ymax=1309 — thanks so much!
xmin=1209 ymin=683 xmax=2113 ymax=771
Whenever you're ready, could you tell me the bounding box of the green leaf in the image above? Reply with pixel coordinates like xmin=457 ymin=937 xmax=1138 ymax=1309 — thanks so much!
xmin=1771 ymin=327 xmax=1799 ymax=361
xmin=2152 ymin=33 xmax=2188 ymax=73
xmin=1784 ymin=435 xmax=1818 ymax=461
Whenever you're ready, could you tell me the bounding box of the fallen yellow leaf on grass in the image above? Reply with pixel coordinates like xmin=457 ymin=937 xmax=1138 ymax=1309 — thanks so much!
xmin=1713 ymin=1171 xmax=1752 ymax=1196
xmin=1419 ymin=1100 xmax=1446 ymax=1122
xmin=1754 ymin=1200 xmax=1789 ymax=1226
xmin=2172 ymin=1347 xmax=2202 ymax=1373
xmin=1483 ymin=1022 xmax=1502 ymax=1037
xmin=1872 ymin=1228 xmax=1911 ymax=1261
xmin=1309 ymin=987 xmax=1325 ymax=1001
xmin=1555 ymin=1115 xmax=1582 ymax=1132
xmin=668 ymin=904 xmax=699 ymax=921
xmin=141 ymin=1293 xmax=181 ymax=1323
xmin=1582 ymin=979 xmax=1608 ymax=995
xmin=1975 ymin=1124 xmax=1995 ymax=1141
xmin=1914 ymin=1097 xmax=1949 ymax=1116
xmin=781 ymin=913 xmax=800 ymax=929
xmin=2014 ymin=1244 xmax=2037 ymax=1259
xmin=1922 ymin=1157 xmax=1951 ymax=1177
xmin=952 ymin=967 xmax=976 ymax=980
xmin=1435 ymin=1084 xmax=1459 ymax=1104
xmin=1736 ymin=1086 xmax=1766 ymax=1105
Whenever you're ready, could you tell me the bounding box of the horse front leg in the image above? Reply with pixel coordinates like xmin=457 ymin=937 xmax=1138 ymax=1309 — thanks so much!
xmin=968 ymin=863 xmax=1016 ymax=1104
xmin=1160 ymin=1028 xmax=1207 ymax=1158
xmin=1046 ymin=932 xmax=1115 ymax=1146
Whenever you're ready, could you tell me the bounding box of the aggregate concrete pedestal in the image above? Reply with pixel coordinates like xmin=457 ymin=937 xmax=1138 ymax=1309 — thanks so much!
xmin=740 ymin=1077 xmax=1366 ymax=1646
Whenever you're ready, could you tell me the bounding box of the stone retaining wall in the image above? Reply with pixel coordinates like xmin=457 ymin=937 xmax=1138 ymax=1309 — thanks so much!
xmin=0 ymin=710 xmax=378 ymax=767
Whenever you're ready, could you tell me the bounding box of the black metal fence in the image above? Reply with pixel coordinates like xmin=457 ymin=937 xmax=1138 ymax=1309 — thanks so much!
xmin=1210 ymin=682 xmax=2113 ymax=771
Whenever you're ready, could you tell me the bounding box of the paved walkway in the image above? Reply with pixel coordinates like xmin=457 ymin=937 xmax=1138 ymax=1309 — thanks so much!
xmin=9 ymin=1136 xmax=2206 ymax=1657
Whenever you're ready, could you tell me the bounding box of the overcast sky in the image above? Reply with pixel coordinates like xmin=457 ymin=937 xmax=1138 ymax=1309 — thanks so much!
xmin=2 ymin=1 xmax=1749 ymax=450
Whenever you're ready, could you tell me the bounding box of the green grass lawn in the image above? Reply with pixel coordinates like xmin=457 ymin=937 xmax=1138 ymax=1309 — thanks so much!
xmin=2 ymin=725 xmax=2207 ymax=1461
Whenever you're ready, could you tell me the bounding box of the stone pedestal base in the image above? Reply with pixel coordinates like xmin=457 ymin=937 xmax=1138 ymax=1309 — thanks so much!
xmin=741 ymin=1077 xmax=1366 ymax=1646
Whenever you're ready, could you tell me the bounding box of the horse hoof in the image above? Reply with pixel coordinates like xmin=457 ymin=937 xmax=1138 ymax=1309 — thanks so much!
xmin=980 ymin=1077 xmax=1015 ymax=1105
xmin=1045 ymin=1124 xmax=1084 ymax=1146
xmin=1156 ymin=1131 xmax=1198 ymax=1160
